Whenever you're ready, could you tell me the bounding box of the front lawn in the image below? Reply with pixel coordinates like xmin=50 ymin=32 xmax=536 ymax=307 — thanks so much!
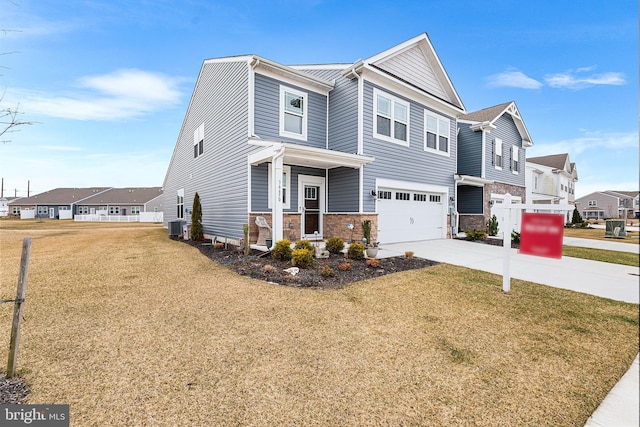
xmin=0 ymin=223 xmax=637 ymax=426
xmin=564 ymin=226 xmax=640 ymax=243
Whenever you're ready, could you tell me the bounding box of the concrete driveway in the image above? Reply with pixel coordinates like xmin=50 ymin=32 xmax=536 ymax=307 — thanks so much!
xmin=378 ymin=239 xmax=639 ymax=304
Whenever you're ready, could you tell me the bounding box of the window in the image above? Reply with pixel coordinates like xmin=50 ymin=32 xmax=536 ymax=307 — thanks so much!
xmin=12 ymin=206 xmax=20 ymax=214
xmin=280 ymin=86 xmax=307 ymax=140
xmin=305 ymin=186 xmax=317 ymax=200
xmin=588 ymin=200 xmax=596 ymax=207
xmin=534 ymin=176 xmax=538 ymax=190
xmin=378 ymin=190 xmax=392 ymax=199
xmin=373 ymin=89 xmax=409 ymax=145
xmin=37 ymin=206 xmax=48 ymax=215
xmin=414 ymin=193 xmax=427 ymax=202
xmin=77 ymin=206 xmax=89 ymax=214
xmin=109 ymin=206 xmax=120 ymax=215
xmin=395 ymin=192 xmax=410 ymax=201
xmin=268 ymin=165 xmax=291 ymax=209
xmin=58 ymin=206 xmax=69 ymax=211
xmin=177 ymin=189 xmax=184 ymax=219
xmin=494 ymin=138 xmax=503 ymax=169
xmin=429 ymin=195 xmax=441 ymax=203
xmin=131 ymin=206 xmax=140 ymax=214
xmin=193 ymin=123 xmax=204 ymax=158
xmin=511 ymin=145 xmax=519 ymax=173
xmin=424 ymin=111 xmax=450 ymax=154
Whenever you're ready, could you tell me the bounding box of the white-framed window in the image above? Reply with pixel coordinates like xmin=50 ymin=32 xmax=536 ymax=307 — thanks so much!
xmin=279 ymin=86 xmax=307 ymax=140
xmin=12 ymin=206 xmax=20 ymax=214
xmin=109 ymin=206 xmax=120 ymax=215
xmin=533 ymin=175 xmax=538 ymax=190
xmin=268 ymin=164 xmax=291 ymax=209
xmin=511 ymin=145 xmax=519 ymax=173
xmin=588 ymin=200 xmax=596 ymax=207
xmin=58 ymin=206 xmax=69 ymax=211
xmin=424 ymin=111 xmax=450 ymax=155
xmin=305 ymin=186 xmax=317 ymax=200
xmin=373 ymin=88 xmax=409 ymax=146
xmin=77 ymin=206 xmax=89 ymax=214
xmin=429 ymin=195 xmax=441 ymax=203
xmin=414 ymin=193 xmax=427 ymax=202
xmin=131 ymin=206 xmax=141 ymax=214
xmin=37 ymin=206 xmax=48 ymax=215
xmin=395 ymin=192 xmax=410 ymax=201
xmin=378 ymin=190 xmax=392 ymax=199
xmin=177 ymin=189 xmax=184 ymax=219
xmin=494 ymin=138 xmax=503 ymax=170
xmin=193 ymin=123 xmax=204 ymax=159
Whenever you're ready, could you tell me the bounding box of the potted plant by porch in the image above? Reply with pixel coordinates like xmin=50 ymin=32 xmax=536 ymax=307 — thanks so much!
xmin=362 ymin=219 xmax=378 ymax=258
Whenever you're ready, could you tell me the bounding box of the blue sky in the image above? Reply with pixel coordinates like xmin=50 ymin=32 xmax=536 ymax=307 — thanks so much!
xmin=1 ymin=0 xmax=637 ymax=199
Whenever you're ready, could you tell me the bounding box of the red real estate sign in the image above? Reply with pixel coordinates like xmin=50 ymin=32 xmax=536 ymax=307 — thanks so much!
xmin=519 ymin=212 xmax=564 ymax=259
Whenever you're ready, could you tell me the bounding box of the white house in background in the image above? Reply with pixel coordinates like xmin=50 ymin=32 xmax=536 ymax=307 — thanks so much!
xmin=525 ymin=153 xmax=578 ymax=222
xmin=0 ymin=197 xmax=8 ymax=217
xmin=575 ymin=190 xmax=639 ymax=220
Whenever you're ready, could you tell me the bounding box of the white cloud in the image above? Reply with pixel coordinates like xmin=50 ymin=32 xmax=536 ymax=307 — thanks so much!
xmin=486 ymin=70 xmax=543 ymax=89
xmin=528 ymin=130 xmax=638 ymax=157
xmin=18 ymin=69 xmax=186 ymax=121
xmin=544 ymin=69 xmax=626 ymax=89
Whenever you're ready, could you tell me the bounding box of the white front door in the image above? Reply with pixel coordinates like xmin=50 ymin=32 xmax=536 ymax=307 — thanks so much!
xmin=49 ymin=208 xmax=55 ymax=219
xmin=298 ymin=175 xmax=325 ymax=240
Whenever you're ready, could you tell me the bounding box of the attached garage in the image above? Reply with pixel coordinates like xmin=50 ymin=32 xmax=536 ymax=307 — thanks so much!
xmin=376 ymin=180 xmax=448 ymax=244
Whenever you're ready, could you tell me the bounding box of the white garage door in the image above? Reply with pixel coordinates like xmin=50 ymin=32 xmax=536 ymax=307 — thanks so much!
xmin=377 ymin=188 xmax=445 ymax=243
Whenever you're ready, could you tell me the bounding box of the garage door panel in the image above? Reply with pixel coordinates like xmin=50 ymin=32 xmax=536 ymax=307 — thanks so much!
xmin=377 ymin=189 xmax=444 ymax=243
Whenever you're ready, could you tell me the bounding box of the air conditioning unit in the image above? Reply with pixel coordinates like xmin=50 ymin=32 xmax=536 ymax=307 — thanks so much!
xmin=168 ymin=220 xmax=186 ymax=236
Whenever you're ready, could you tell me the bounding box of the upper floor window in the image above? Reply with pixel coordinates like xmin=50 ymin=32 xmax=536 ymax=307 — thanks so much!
xmin=193 ymin=123 xmax=204 ymax=159
xmin=424 ymin=111 xmax=450 ymax=155
xmin=177 ymin=189 xmax=184 ymax=219
xmin=373 ymin=88 xmax=409 ymax=146
xmin=588 ymin=200 xmax=596 ymax=207
xmin=511 ymin=145 xmax=519 ymax=173
xmin=280 ymin=86 xmax=307 ymax=141
xmin=533 ymin=175 xmax=538 ymax=190
xmin=494 ymin=138 xmax=503 ymax=170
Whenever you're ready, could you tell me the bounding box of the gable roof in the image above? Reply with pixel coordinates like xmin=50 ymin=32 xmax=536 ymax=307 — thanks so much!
xmin=460 ymin=101 xmax=533 ymax=147
xmin=81 ymin=187 xmax=163 ymax=205
xmin=10 ymin=187 xmax=112 ymax=205
xmin=527 ymin=153 xmax=572 ymax=171
xmin=603 ymin=190 xmax=639 ymax=199
xmin=342 ymin=33 xmax=465 ymax=113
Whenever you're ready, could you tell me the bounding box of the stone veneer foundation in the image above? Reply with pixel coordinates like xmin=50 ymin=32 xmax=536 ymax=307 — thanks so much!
xmin=458 ymin=183 xmax=525 ymax=232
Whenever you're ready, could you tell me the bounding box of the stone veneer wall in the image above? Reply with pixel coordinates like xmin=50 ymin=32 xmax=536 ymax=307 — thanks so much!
xmin=458 ymin=183 xmax=526 ymax=232
xmin=248 ymin=212 xmax=378 ymax=244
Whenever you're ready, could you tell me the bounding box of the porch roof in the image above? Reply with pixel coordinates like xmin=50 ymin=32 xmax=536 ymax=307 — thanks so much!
xmin=248 ymin=138 xmax=374 ymax=170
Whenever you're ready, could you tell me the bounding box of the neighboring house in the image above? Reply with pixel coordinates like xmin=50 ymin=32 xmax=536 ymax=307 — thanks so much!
xmin=9 ymin=187 xmax=111 ymax=219
xmin=525 ymin=153 xmax=578 ymax=222
xmin=0 ymin=197 xmax=8 ymax=217
xmin=575 ymin=190 xmax=639 ymax=220
xmin=455 ymin=101 xmax=533 ymax=234
xmin=75 ymin=187 xmax=163 ymax=216
xmin=163 ymin=33 xmax=469 ymax=245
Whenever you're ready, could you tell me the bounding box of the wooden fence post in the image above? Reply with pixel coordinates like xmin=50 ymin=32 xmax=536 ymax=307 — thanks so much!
xmin=6 ymin=237 xmax=31 ymax=378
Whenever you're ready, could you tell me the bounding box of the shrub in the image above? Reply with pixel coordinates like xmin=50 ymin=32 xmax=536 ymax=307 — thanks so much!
xmin=320 ymin=264 xmax=335 ymax=277
xmin=325 ymin=237 xmax=345 ymax=254
xmin=294 ymin=240 xmax=314 ymax=252
xmin=366 ymin=258 xmax=379 ymax=268
xmin=362 ymin=219 xmax=372 ymax=244
xmin=511 ymin=231 xmax=521 ymax=244
xmin=487 ymin=215 xmax=499 ymax=236
xmin=272 ymin=239 xmax=293 ymax=261
xmin=291 ymin=248 xmax=314 ymax=269
xmin=347 ymin=242 xmax=365 ymax=260
xmin=405 ymin=251 xmax=414 ymax=258
xmin=190 ymin=192 xmax=204 ymax=241
xmin=571 ymin=207 xmax=583 ymax=225
xmin=338 ymin=262 xmax=352 ymax=271
xmin=466 ymin=229 xmax=487 ymax=241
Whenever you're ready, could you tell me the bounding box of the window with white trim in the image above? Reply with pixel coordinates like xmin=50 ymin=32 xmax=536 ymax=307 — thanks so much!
xmin=37 ymin=206 xmax=48 ymax=215
xmin=588 ymin=200 xmax=596 ymax=207
xmin=268 ymin=165 xmax=291 ymax=209
xmin=511 ymin=145 xmax=519 ymax=173
xmin=280 ymin=86 xmax=307 ymax=140
xmin=193 ymin=123 xmax=204 ymax=158
xmin=109 ymin=206 xmax=120 ymax=215
xmin=131 ymin=206 xmax=141 ymax=214
xmin=429 ymin=195 xmax=441 ymax=203
xmin=395 ymin=192 xmax=410 ymax=201
xmin=12 ymin=206 xmax=20 ymax=214
xmin=494 ymin=138 xmax=503 ymax=169
xmin=78 ymin=206 xmax=89 ymax=214
xmin=177 ymin=189 xmax=184 ymax=219
xmin=414 ymin=193 xmax=427 ymax=202
xmin=373 ymin=88 xmax=409 ymax=145
xmin=58 ymin=206 xmax=69 ymax=211
xmin=378 ymin=190 xmax=392 ymax=199
xmin=424 ymin=111 xmax=450 ymax=154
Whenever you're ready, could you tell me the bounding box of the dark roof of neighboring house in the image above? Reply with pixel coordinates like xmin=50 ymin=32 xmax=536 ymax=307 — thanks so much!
xmin=458 ymin=102 xmax=512 ymax=122
xmin=9 ymin=187 xmax=111 ymax=205
xmin=605 ymin=190 xmax=639 ymax=198
xmin=527 ymin=153 xmax=570 ymax=170
xmin=81 ymin=187 xmax=163 ymax=205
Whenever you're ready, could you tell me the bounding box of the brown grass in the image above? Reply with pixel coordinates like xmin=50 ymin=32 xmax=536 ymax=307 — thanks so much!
xmin=564 ymin=226 xmax=640 ymax=243
xmin=1 ymin=221 xmax=638 ymax=426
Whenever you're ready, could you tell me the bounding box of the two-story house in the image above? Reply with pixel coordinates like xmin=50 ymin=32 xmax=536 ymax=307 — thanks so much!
xmin=455 ymin=102 xmax=533 ymax=234
xmin=575 ymin=190 xmax=639 ymax=220
xmin=163 ymin=33 xmax=468 ymax=246
xmin=525 ymin=153 xmax=578 ymax=222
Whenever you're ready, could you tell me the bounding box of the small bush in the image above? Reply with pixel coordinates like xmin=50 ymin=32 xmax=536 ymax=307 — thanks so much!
xmin=366 ymin=258 xmax=379 ymax=268
xmin=487 ymin=215 xmax=499 ymax=236
xmin=272 ymin=239 xmax=293 ymax=261
xmin=338 ymin=262 xmax=352 ymax=271
xmin=325 ymin=237 xmax=345 ymax=254
xmin=291 ymin=248 xmax=314 ymax=269
xmin=294 ymin=240 xmax=314 ymax=251
xmin=347 ymin=242 xmax=365 ymax=260
xmin=511 ymin=231 xmax=521 ymax=244
xmin=405 ymin=251 xmax=414 ymax=258
xmin=320 ymin=264 xmax=335 ymax=277
xmin=466 ymin=229 xmax=487 ymax=241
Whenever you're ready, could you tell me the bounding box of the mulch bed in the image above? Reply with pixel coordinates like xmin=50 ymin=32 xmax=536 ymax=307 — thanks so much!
xmin=0 ymin=374 xmax=29 ymax=404
xmin=181 ymin=239 xmax=439 ymax=288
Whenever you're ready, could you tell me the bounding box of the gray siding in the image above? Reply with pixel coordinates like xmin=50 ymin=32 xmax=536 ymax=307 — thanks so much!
xmin=361 ymin=82 xmax=456 ymax=212
xmin=328 ymin=167 xmax=359 ymax=212
xmin=251 ymin=164 xmax=324 ymax=213
xmin=254 ymin=73 xmax=327 ymax=148
xmin=163 ymin=60 xmax=250 ymax=239
xmin=485 ymin=115 xmax=526 ymax=186
xmin=457 ymin=186 xmax=483 ymax=214
xmin=456 ymin=123 xmax=482 ymax=176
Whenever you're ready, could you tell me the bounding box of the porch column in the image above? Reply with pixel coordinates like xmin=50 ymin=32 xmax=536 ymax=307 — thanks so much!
xmin=271 ymin=148 xmax=285 ymax=246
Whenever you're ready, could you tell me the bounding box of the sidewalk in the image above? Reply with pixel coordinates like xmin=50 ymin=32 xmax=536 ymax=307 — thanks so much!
xmin=378 ymin=238 xmax=639 ymax=427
